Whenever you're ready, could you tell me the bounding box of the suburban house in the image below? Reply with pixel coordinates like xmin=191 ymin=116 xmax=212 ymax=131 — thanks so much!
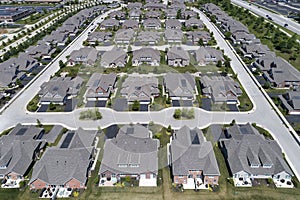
xmin=29 ymin=128 xmax=98 ymax=190
xmin=232 ymin=32 xmax=257 ymax=45
xmin=164 ymin=72 xmax=196 ymax=100
xmin=136 ymin=31 xmax=161 ymax=45
xmin=181 ymin=10 xmax=198 ymax=19
xmin=200 ymin=75 xmax=242 ymax=104
xmin=165 ymin=19 xmax=182 ymax=29
xmin=85 ymin=73 xmax=117 ymax=101
xmin=0 ymin=66 xmax=17 ymax=89
xmin=43 ymin=30 xmax=68 ymax=48
xmin=100 ymin=19 xmax=119 ymax=30
xmin=7 ymin=53 xmax=40 ymax=73
xmin=186 ymin=31 xmax=211 ymax=45
xmin=253 ymin=54 xmax=300 ymax=88
xmin=114 ymin=29 xmax=135 ymax=44
xmin=279 ymin=91 xmax=300 ymax=115
xmin=122 ymin=20 xmax=139 ymax=29
xmin=109 ymin=10 xmax=126 ymax=20
xmin=87 ymin=31 xmax=112 ymax=45
xmin=240 ymin=43 xmax=270 ymax=58
xmin=26 ymin=42 xmax=54 ymax=60
xmin=195 ymin=47 xmax=224 ymax=65
xmin=164 ymin=29 xmax=183 ymax=43
xmin=100 ymin=47 xmax=127 ymax=68
xmin=38 ymin=76 xmax=84 ymax=105
xmin=144 ymin=2 xmax=166 ymax=11
xmin=128 ymin=9 xmax=142 ymax=20
xmin=145 ymin=11 xmax=161 ymax=19
xmin=67 ymin=47 xmax=99 ymax=66
xmin=120 ymin=76 xmax=160 ymax=104
xmin=143 ymin=18 xmax=162 ymax=29
xmin=165 ymin=8 xmax=177 ymax=19
xmin=0 ymin=124 xmax=46 ymax=188
xmin=132 ymin=48 xmax=160 ymax=66
xmin=185 ymin=17 xmax=204 ymax=29
xmin=99 ymin=124 xmax=159 ymax=187
xmin=167 ymin=46 xmax=190 ymax=67
xmin=169 ymin=126 xmax=220 ymax=189
xmin=219 ymin=123 xmax=294 ymax=188
xmin=128 ymin=2 xmax=143 ymax=10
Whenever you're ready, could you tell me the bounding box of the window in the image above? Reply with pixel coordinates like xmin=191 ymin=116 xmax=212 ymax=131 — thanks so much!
xmin=286 ymin=175 xmax=290 ymax=179
xmin=178 ymin=175 xmax=184 ymax=178
xmin=118 ymin=164 xmax=128 ymax=168
xmin=214 ymin=179 xmax=216 ymax=183
xmin=129 ymin=164 xmax=140 ymax=168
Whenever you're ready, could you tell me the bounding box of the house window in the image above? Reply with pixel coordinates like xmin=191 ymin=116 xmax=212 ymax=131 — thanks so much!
xmin=118 ymin=164 xmax=128 ymax=168
xmin=214 ymin=179 xmax=216 ymax=183
xmin=112 ymin=174 xmax=116 ymax=178
xmin=286 ymin=175 xmax=290 ymax=179
xmin=178 ymin=175 xmax=184 ymax=178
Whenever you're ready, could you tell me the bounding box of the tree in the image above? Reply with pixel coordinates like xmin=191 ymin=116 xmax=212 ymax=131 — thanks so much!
xmin=216 ymin=60 xmax=222 ymax=68
xmin=198 ymin=38 xmax=204 ymax=46
xmin=132 ymin=100 xmax=140 ymax=111
xmin=176 ymin=9 xmax=182 ymax=19
xmin=173 ymin=109 xmax=182 ymax=119
xmin=59 ymin=60 xmax=66 ymax=68
xmin=49 ymin=102 xmax=56 ymax=111
xmin=36 ymin=119 xmax=42 ymax=127
xmin=167 ymin=125 xmax=172 ymax=133
xmin=224 ymin=31 xmax=232 ymax=40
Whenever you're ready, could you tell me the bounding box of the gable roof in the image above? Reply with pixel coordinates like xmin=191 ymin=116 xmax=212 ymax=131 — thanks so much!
xmin=85 ymin=73 xmax=117 ymax=98
xmin=170 ymin=126 xmax=220 ymax=176
xmin=164 ymin=72 xmax=195 ymax=98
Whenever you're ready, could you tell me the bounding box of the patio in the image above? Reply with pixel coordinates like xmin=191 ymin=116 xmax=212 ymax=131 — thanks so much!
xmin=1 ymin=178 xmax=22 ymax=188
xmin=233 ymin=177 xmax=252 ymax=187
xmin=56 ymin=188 xmax=72 ymax=198
xmin=139 ymin=178 xmax=157 ymax=187
xmin=39 ymin=187 xmax=57 ymax=198
xmin=273 ymin=179 xmax=294 ymax=188
xmin=99 ymin=177 xmax=117 ymax=187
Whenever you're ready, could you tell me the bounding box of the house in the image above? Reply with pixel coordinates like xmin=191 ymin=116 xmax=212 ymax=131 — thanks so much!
xmin=122 ymin=20 xmax=139 ymax=29
xmin=195 ymin=47 xmax=224 ymax=65
xmin=26 ymin=42 xmax=54 ymax=60
xmin=99 ymin=124 xmax=159 ymax=187
xmin=145 ymin=11 xmax=161 ymax=19
xmin=253 ymin=54 xmax=300 ymax=88
xmin=109 ymin=10 xmax=126 ymax=20
xmin=181 ymin=10 xmax=197 ymax=19
xmin=43 ymin=30 xmax=68 ymax=48
xmin=279 ymin=91 xmax=300 ymax=115
xmin=164 ymin=29 xmax=183 ymax=43
xmin=164 ymin=72 xmax=196 ymax=100
xmin=136 ymin=31 xmax=161 ymax=45
xmin=128 ymin=2 xmax=143 ymax=10
xmin=169 ymin=2 xmax=186 ymax=11
xmin=38 ymin=76 xmax=83 ymax=105
xmin=128 ymin=9 xmax=142 ymax=20
xmin=120 ymin=76 xmax=159 ymax=104
xmin=165 ymin=19 xmax=182 ymax=29
xmin=6 ymin=53 xmax=40 ymax=73
xmin=114 ymin=29 xmax=135 ymax=44
xmin=0 ymin=124 xmax=45 ymax=187
xmin=100 ymin=19 xmax=119 ymax=30
xmin=232 ymin=32 xmax=256 ymax=45
xmin=87 ymin=31 xmax=112 ymax=45
xmin=0 ymin=66 xmax=17 ymax=89
xmin=165 ymin=8 xmax=177 ymax=19
xmin=143 ymin=18 xmax=161 ymax=29
xmin=29 ymin=128 xmax=98 ymax=190
xmin=85 ymin=73 xmax=117 ymax=101
xmin=169 ymin=126 xmax=220 ymax=189
xmin=220 ymin=123 xmax=294 ymax=188
xmin=132 ymin=48 xmax=160 ymax=66
xmin=144 ymin=3 xmax=166 ymax=11
xmin=186 ymin=31 xmax=211 ymax=45
xmin=167 ymin=46 xmax=190 ymax=67
xmin=100 ymin=47 xmax=127 ymax=68
xmin=185 ymin=17 xmax=204 ymax=29
xmin=201 ymin=75 xmax=242 ymax=104
xmin=240 ymin=43 xmax=270 ymax=58
xmin=67 ymin=47 xmax=99 ymax=66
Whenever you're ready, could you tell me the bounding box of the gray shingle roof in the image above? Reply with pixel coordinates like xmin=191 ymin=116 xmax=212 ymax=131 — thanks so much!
xmin=167 ymin=46 xmax=190 ymax=62
xmin=85 ymin=73 xmax=117 ymax=99
xmin=164 ymin=29 xmax=183 ymax=42
xmin=68 ymin=47 xmax=99 ymax=65
xmin=114 ymin=29 xmax=135 ymax=42
xmin=164 ymin=72 xmax=195 ymax=98
xmin=165 ymin=19 xmax=182 ymax=29
xmin=170 ymin=126 xmax=220 ymax=176
xmin=99 ymin=124 xmax=159 ymax=175
xmin=223 ymin=124 xmax=294 ymax=176
xmin=120 ymin=76 xmax=159 ymax=102
xmin=137 ymin=31 xmax=161 ymax=44
xmin=100 ymin=47 xmax=127 ymax=68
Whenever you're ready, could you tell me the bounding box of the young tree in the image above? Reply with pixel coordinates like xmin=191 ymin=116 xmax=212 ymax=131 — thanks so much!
xmin=198 ymin=38 xmax=204 ymax=46
xmin=173 ymin=109 xmax=182 ymax=119
xmin=216 ymin=60 xmax=222 ymax=68
xmin=132 ymin=100 xmax=140 ymax=111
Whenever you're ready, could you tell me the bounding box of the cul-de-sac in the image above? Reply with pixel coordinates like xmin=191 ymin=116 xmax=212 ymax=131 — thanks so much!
xmin=0 ymin=0 xmax=300 ymax=199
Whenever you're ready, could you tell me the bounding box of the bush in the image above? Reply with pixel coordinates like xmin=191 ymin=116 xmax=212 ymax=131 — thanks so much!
xmin=173 ymin=109 xmax=182 ymax=119
xmin=132 ymin=100 xmax=140 ymax=111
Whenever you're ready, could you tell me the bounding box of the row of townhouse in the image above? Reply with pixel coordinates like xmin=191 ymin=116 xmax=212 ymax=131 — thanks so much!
xmin=1 ymin=122 xmax=293 ymax=191
xmin=69 ymin=46 xmax=223 ymax=69
xmin=100 ymin=18 xmax=204 ymax=30
xmin=203 ymin=3 xmax=300 ymax=89
xmin=87 ymin=29 xmax=212 ymax=45
xmin=36 ymin=71 xmax=242 ymax=109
